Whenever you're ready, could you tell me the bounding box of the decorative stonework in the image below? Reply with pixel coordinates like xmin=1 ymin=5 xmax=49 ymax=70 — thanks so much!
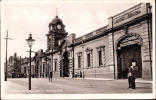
xmin=96 ymin=45 xmax=106 ymax=66
xmin=116 ymin=33 xmax=143 ymax=50
xmin=76 ymin=52 xmax=82 ymax=56
xmin=102 ymin=46 xmax=106 ymax=66
xmin=108 ymin=33 xmax=114 ymax=65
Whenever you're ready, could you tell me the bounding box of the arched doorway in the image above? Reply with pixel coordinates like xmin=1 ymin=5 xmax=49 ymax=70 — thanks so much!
xmin=63 ymin=51 xmax=70 ymax=77
xmin=117 ymin=34 xmax=142 ymax=79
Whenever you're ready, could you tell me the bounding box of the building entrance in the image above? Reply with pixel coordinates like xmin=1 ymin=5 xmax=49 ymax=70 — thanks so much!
xmin=117 ymin=35 xmax=142 ymax=79
xmin=63 ymin=51 xmax=70 ymax=77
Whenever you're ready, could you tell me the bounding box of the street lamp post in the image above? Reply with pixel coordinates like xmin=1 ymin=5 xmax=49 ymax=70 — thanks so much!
xmin=26 ymin=33 xmax=35 ymax=90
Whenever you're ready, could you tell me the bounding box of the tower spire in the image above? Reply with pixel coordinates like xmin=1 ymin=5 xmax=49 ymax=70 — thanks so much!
xmin=56 ymin=8 xmax=58 ymax=17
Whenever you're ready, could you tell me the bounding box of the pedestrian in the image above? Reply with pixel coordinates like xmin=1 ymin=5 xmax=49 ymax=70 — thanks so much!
xmin=83 ymin=71 xmax=85 ymax=78
xmin=80 ymin=71 xmax=82 ymax=78
xmin=49 ymin=71 xmax=53 ymax=82
xmin=75 ymin=72 xmax=78 ymax=78
xmin=128 ymin=60 xmax=138 ymax=89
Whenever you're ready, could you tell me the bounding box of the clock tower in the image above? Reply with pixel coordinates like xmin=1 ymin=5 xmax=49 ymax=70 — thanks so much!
xmin=46 ymin=15 xmax=68 ymax=51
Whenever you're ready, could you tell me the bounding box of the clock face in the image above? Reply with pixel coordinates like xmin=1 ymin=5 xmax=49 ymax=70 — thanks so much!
xmin=57 ymin=24 xmax=62 ymax=29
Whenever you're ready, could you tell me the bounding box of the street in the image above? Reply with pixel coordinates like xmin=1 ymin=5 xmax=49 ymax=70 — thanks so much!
xmin=4 ymin=78 xmax=152 ymax=94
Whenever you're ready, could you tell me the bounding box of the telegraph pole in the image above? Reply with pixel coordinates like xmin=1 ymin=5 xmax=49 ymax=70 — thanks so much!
xmin=4 ymin=30 xmax=12 ymax=81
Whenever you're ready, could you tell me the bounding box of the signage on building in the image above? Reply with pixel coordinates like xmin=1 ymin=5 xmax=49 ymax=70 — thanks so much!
xmin=112 ymin=3 xmax=147 ymax=27
xmin=114 ymin=10 xmax=141 ymax=24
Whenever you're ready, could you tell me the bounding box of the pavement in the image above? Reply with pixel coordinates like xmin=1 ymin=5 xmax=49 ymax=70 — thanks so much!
xmin=4 ymin=77 xmax=152 ymax=94
xmin=81 ymin=77 xmax=152 ymax=83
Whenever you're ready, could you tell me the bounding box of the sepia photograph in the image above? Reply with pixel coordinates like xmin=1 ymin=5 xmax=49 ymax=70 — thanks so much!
xmin=0 ymin=0 xmax=155 ymax=99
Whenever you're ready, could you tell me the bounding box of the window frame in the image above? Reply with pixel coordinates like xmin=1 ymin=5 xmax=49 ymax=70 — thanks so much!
xmin=98 ymin=50 xmax=103 ymax=66
xmin=78 ymin=55 xmax=81 ymax=69
xmin=87 ymin=53 xmax=91 ymax=67
xmin=54 ymin=60 xmax=57 ymax=71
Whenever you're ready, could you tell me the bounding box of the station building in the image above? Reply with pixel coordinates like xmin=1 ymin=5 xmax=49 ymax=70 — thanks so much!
xmin=30 ymin=3 xmax=153 ymax=80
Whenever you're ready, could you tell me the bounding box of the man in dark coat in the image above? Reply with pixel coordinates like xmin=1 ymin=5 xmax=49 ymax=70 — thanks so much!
xmin=128 ymin=60 xmax=138 ymax=89
xmin=80 ymin=71 xmax=82 ymax=78
xmin=49 ymin=71 xmax=53 ymax=82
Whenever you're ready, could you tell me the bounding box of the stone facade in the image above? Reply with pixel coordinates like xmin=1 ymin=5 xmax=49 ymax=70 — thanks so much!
xmin=43 ymin=3 xmax=152 ymax=80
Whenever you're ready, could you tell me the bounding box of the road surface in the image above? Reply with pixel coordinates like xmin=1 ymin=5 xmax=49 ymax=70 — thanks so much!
xmin=4 ymin=77 xmax=152 ymax=94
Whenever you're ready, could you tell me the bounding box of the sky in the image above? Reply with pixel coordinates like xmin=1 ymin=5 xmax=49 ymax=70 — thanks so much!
xmin=1 ymin=0 xmax=142 ymax=64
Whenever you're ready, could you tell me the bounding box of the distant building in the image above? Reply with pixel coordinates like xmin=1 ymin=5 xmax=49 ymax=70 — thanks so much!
xmin=20 ymin=56 xmax=36 ymax=78
xmin=7 ymin=53 xmax=22 ymax=78
xmin=20 ymin=57 xmax=29 ymax=78
xmin=33 ymin=49 xmax=45 ymax=78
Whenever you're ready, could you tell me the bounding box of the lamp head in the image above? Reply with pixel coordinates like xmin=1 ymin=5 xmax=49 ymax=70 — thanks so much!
xmin=26 ymin=34 xmax=35 ymax=48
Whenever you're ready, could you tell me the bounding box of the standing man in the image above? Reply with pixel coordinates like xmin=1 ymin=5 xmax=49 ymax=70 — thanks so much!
xmin=49 ymin=71 xmax=53 ymax=82
xmin=80 ymin=71 xmax=82 ymax=78
xmin=128 ymin=60 xmax=138 ymax=89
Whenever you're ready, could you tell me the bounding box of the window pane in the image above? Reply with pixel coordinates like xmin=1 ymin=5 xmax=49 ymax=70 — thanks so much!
xmin=55 ymin=61 xmax=57 ymax=71
xmin=87 ymin=54 xmax=90 ymax=67
xmin=78 ymin=56 xmax=81 ymax=68
xmin=99 ymin=50 xmax=102 ymax=66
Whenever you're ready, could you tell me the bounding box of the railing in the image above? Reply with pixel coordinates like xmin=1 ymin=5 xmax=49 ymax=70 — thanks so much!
xmin=96 ymin=26 xmax=108 ymax=35
xmin=85 ymin=32 xmax=93 ymax=38
xmin=74 ymin=25 xmax=108 ymax=43
xmin=74 ymin=36 xmax=84 ymax=43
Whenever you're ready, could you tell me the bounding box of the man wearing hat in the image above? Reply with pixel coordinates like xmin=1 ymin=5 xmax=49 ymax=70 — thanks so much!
xmin=128 ymin=60 xmax=138 ymax=89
